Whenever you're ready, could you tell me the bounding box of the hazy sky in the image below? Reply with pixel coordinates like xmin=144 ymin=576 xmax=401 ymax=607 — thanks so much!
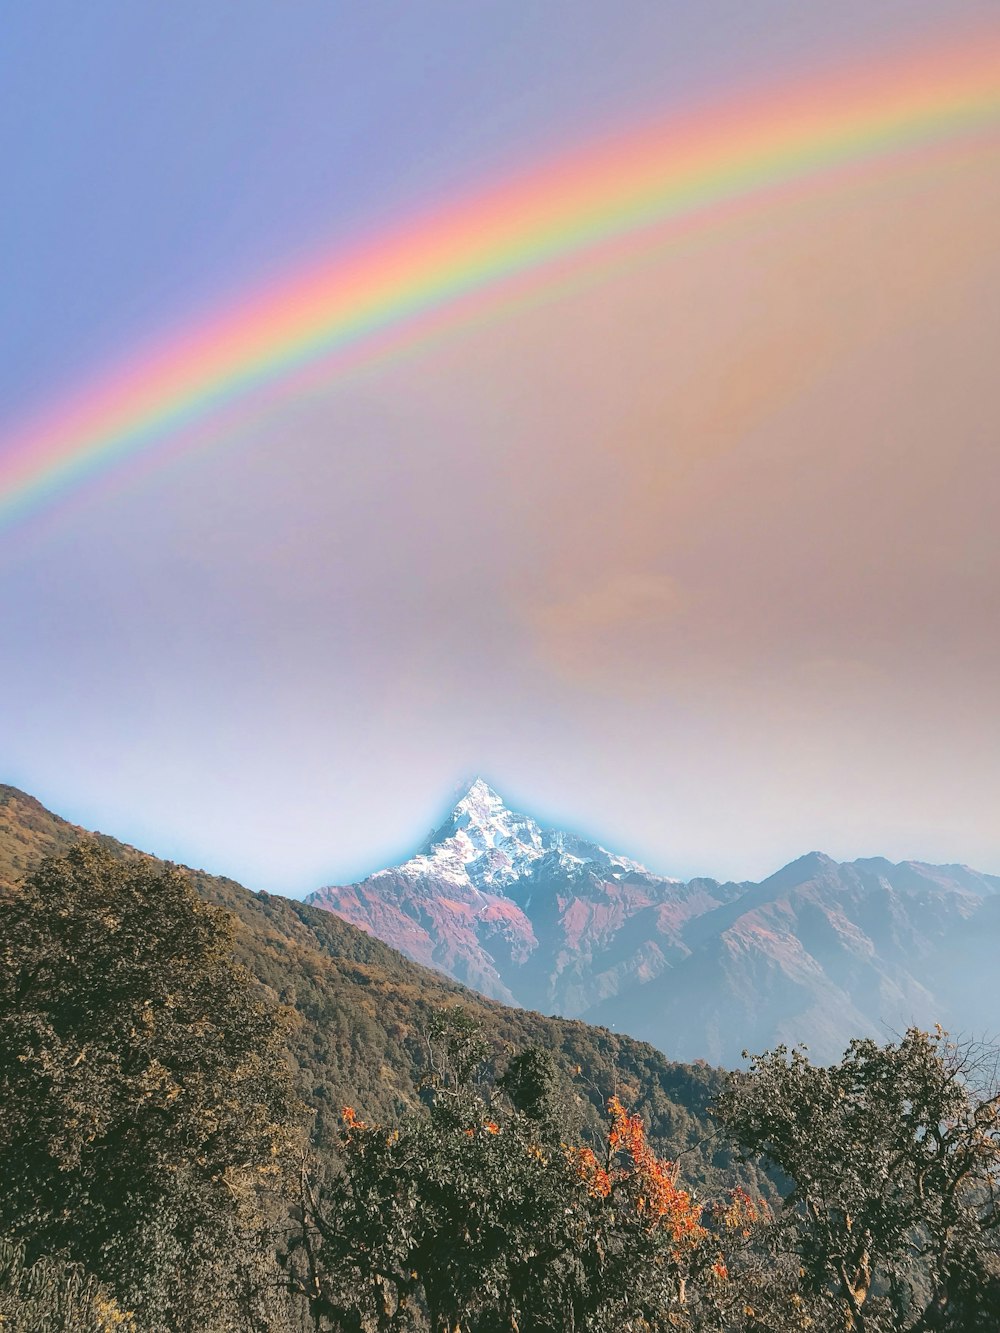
xmin=2 ymin=2 xmax=999 ymax=893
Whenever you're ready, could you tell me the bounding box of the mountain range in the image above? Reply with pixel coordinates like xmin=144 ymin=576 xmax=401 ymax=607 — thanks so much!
xmin=307 ymin=778 xmax=1000 ymax=1064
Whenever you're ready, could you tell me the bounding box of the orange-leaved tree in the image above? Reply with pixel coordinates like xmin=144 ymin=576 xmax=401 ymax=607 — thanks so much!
xmin=564 ymin=1094 xmax=726 ymax=1329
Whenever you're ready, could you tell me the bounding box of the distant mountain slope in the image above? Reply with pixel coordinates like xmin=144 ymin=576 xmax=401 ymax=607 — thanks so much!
xmin=308 ymin=781 xmax=1000 ymax=1065
xmin=0 ymin=784 xmax=752 ymax=1194
xmin=591 ymin=851 xmax=1000 ymax=1064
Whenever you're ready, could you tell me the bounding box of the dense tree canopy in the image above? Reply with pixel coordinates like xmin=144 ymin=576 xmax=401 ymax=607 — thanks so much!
xmin=287 ymin=1009 xmax=739 ymax=1332
xmin=0 ymin=844 xmax=303 ymax=1330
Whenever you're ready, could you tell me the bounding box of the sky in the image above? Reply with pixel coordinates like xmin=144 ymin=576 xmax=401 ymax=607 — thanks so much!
xmin=2 ymin=1 xmax=999 ymax=894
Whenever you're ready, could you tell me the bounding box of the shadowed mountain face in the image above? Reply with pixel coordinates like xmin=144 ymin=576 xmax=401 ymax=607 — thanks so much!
xmin=308 ymin=781 xmax=1000 ymax=1065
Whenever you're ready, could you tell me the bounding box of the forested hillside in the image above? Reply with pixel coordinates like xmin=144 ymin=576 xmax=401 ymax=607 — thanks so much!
xmin=0 ymin=784 xmax=745 ymax=1190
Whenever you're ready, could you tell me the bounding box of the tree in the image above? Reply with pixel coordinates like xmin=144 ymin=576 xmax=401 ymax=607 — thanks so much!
xmin=499 ymin=1046 xmax=575 ymax=1142
xmin=715 ymin=1028 xmax=1000 ymax=1332
xmin=0 ymin=843 xmax=303 ymax=1330
xmin=289 ymin=1008 xmax=728 ymax=1331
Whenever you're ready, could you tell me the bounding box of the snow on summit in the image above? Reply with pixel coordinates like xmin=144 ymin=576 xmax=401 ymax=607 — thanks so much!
xmin=372 ymin=777 xmax=649 ymax=893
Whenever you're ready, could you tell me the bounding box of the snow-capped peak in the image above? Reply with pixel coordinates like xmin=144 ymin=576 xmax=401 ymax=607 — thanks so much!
xmin=450 ymin=777 xmax=511 ymax=828
xmin=370 ymin=778 xmax=652 ymax=893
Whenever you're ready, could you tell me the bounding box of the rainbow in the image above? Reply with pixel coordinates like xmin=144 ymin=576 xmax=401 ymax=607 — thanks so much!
xmin=2 ymin=29 xmax=999 ymax=531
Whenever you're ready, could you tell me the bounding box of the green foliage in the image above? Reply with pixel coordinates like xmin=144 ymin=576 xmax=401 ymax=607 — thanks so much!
xmin=0 ymin=1235 xmax=134 ymax=1332
xmin=288 ymin=1013 xmax=732 ymax=1332
xmin=0 ymin=844 xmax=303 ymax=1330
xmin=716 ymin=1027 xmax=1000 ymax=1331
xmin=498 ymin=1045 xmax=574 ymax=1141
